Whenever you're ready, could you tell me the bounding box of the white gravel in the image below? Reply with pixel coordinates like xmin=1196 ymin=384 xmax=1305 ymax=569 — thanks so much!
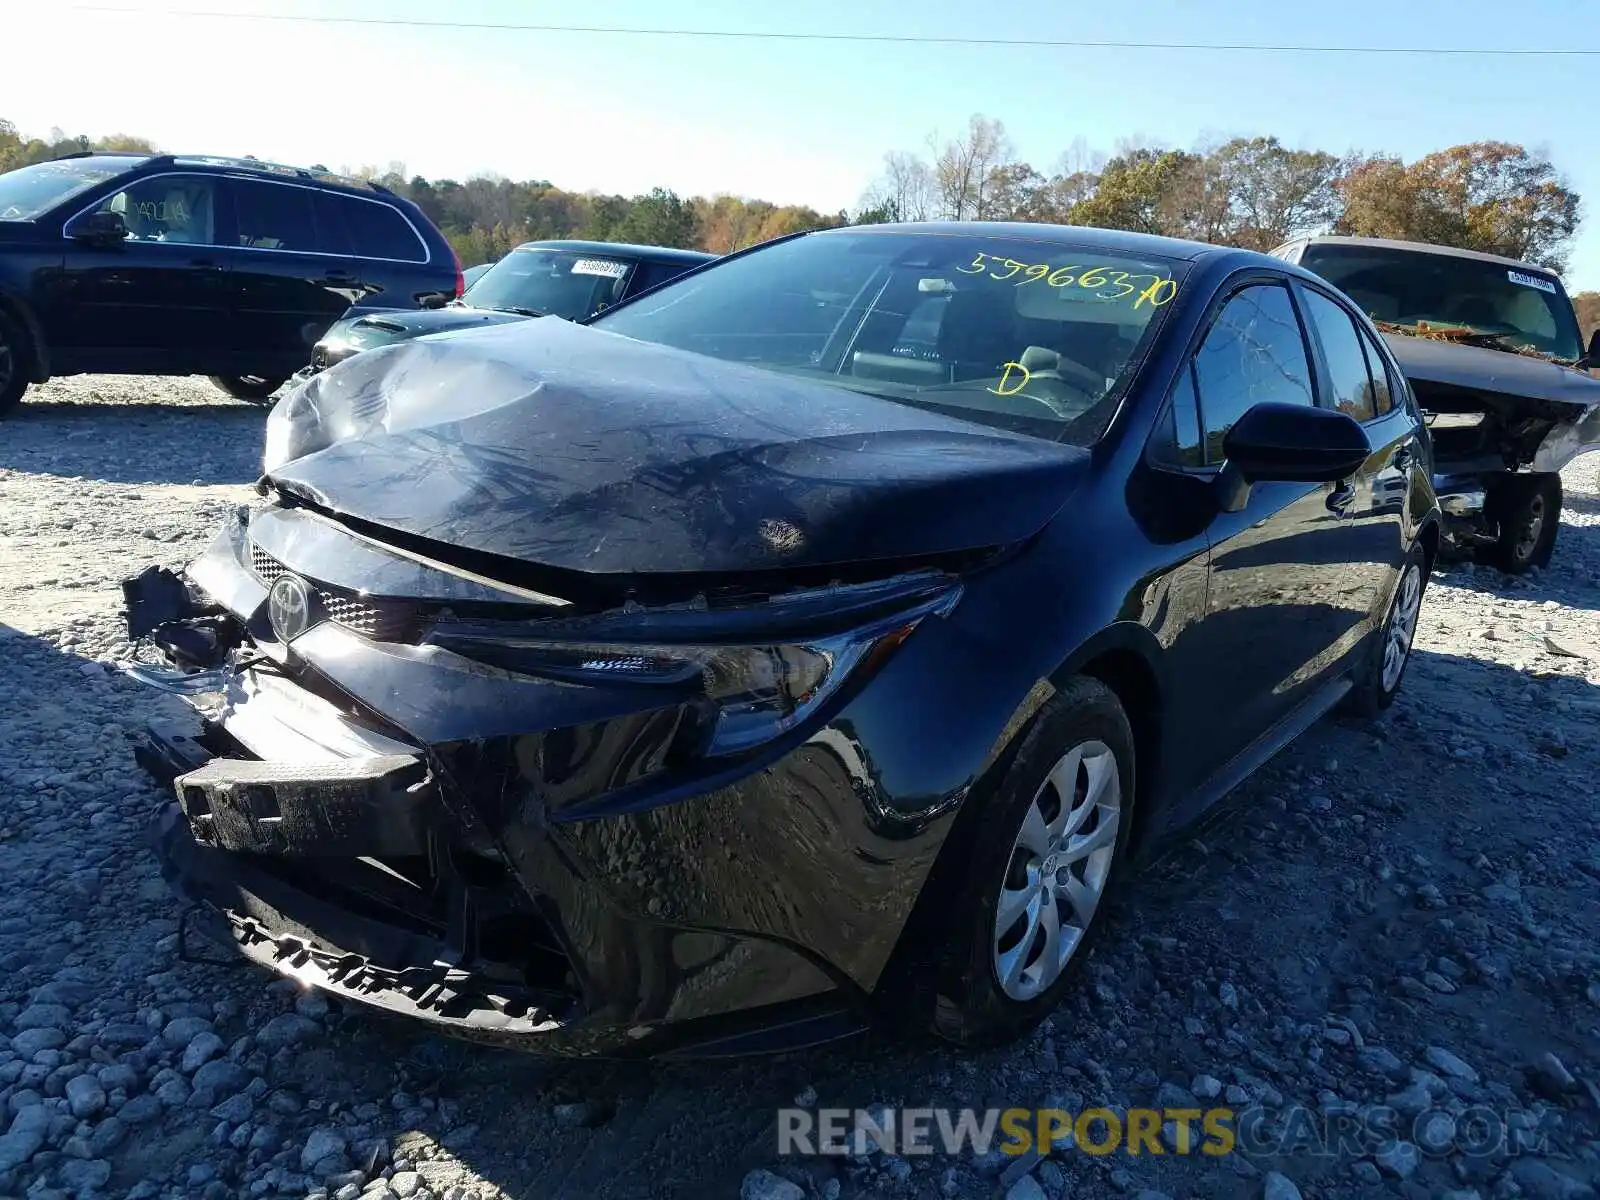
xmin=0 ymin=375 xmax=1598 ymax=1200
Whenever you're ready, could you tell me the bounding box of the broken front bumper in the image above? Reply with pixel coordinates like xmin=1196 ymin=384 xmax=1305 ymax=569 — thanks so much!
xmin=121 ymin=511 xmax=890 ymax=1058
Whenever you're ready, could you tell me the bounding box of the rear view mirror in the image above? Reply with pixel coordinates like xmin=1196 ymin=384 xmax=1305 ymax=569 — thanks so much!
xmin=1223 ymin=402 xmax=1371 ymax=483
xmin=66 ymin=209 xmax=127 ymax=247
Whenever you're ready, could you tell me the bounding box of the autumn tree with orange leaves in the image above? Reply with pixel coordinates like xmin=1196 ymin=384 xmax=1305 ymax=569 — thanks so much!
xmin=1336 ymin=142 xmax=1580 ymax=271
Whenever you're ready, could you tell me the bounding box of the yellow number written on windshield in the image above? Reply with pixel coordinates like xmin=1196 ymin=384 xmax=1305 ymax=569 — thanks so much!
xmin=955 ymin=252 xmax=1177 ymax=308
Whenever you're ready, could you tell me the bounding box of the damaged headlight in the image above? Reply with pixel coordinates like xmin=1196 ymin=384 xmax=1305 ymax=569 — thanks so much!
xmin=428 ymin=589 xmax=958 ymax=756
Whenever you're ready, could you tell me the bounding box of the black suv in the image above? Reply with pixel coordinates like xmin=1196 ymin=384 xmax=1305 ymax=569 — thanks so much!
xmin=0 ymin=152 xmax=460 ymax=416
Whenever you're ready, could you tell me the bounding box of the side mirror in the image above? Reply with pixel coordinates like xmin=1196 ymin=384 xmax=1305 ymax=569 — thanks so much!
xmin=66 ymin=209 xmax=127 ymax=246
xmin=1221 ymin=401 xmax=1370 ymax=487
xmin=1583 ymin=327 xmax=1600 ymax=370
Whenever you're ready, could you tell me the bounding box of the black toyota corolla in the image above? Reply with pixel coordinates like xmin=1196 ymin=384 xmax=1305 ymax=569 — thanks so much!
xmin=123 ymin=222 xmax=1439 ymax=1058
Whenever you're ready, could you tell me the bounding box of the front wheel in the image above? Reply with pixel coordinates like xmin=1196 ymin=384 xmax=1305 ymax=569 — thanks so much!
xmin=209 ymin=374 xmax=285 ymax=403
xmin=1481 ymin=473 xmax=1561 ymax=574
xmin=931 ymin=676 xmax=1136 ymax=1049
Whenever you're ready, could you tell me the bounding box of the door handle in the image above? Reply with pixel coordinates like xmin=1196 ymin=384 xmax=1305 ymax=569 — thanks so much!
xmin=322 ymin=268 xmax=355 ymax=281
xmin=1326 ymin=480 xmax=1356 ymax=515
xmin=189 ymin=259 xmax=224 ymax=270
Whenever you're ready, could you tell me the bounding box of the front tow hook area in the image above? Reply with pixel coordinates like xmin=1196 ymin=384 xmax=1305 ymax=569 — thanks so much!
xmin=122 ymin=564 xmax=243 ymax=676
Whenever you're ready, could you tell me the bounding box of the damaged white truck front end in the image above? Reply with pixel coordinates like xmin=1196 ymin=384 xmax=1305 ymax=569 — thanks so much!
xmin=1276 ymin=234 xmax=1600 ymax=574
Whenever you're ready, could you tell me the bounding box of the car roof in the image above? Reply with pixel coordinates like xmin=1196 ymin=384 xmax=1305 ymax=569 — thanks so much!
xmin=512 ymin=239 xmax=718 ymax=264
xmin=1295 ymin=234 xmax=1558 ymax=277
xmin=50 ymin=151 xmax=406 ymax=201
xmin=818 ymin=220 xmax=1235 ymax=264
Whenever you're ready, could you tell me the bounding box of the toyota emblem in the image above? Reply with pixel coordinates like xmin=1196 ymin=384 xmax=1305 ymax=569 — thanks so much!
xmin=267 ymin=574 xmax=313 ymax=643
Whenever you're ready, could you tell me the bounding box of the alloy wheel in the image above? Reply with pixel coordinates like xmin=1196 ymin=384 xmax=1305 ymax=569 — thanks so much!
xmin=993 ymin=739 xmax=1121 ymax=1001
xmin=1381 ymin=561 xmax=1423 ymax=693
xmin=1513 ymin=494 xmax=1546 ymax=564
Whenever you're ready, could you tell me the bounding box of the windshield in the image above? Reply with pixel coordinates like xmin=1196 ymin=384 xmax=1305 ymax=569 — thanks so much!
xmin=463 ymin=247 xmax=635 ymax=319
xmin=0 ymin=157 xmax=133 ymax=221
xmin=588 ymin=230 xmax=1186 ymax=446
xmin=1300 ymin=243 xmax=1583 ymax=362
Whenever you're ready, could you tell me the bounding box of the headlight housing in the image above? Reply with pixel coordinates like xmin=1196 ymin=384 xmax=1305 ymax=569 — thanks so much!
xmin=427 ymin=585 xmax=958 ymax=756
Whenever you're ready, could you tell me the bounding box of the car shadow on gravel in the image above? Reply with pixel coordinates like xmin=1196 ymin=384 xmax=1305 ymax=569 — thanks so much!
xmin=2 ymin=618 xmax=1596 ymax=1200
xmin=1562 ymin=490 xmax=1600 ymax=517
xmin=0 ymin=402 xmax=268 ymax=486
xmin=262 ymin=645 xmax=1599 ymax=1200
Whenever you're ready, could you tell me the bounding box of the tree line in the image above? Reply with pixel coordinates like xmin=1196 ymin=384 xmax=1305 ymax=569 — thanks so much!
xmin=862 ymin=114 xmax=1585 ymax=270
xmin=4 ymin=114 xmax=1595 ymax=335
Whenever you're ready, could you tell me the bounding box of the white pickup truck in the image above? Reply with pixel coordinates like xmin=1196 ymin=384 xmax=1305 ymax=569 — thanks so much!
xmin=1275 ymin=234 xmax=1600 ymax=574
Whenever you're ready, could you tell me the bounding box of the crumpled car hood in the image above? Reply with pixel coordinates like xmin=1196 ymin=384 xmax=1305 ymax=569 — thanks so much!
xmin=1382 ymin=332 xmax=1600 ymax=416
xmin=267 ymin=318 xmax=1089 ymax=577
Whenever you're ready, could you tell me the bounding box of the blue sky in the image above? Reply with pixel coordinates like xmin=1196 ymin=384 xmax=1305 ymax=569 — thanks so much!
xmin=5 ymin=0 xmax=1597 ymax=288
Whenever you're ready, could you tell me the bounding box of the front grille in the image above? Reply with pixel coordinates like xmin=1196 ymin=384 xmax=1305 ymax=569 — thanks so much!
xmin=322 ymin=593 xmax=385 ymax=637
xmin=249 ymin=543 xmax=417 ymax=642
xmin=251 ymin=545 xmax=286 ymax=583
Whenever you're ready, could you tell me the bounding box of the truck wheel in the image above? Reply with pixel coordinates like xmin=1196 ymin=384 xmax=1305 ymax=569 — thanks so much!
xmin=1481 ymin=473 xmax=1561 ymax=574
xmin=210 ymin=375 xmax=285 ymax=403
xmin=0 ymin=311 xmax=30 ymax=419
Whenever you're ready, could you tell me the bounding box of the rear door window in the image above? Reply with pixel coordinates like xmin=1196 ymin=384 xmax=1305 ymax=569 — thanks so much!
xmin=233 ymin=181 xmax=324 ymax=253
xmin=1355 ymin=324 xmax=1396 ymax=416
xmin=1301 ymin=289 xmax=1379 ymax=423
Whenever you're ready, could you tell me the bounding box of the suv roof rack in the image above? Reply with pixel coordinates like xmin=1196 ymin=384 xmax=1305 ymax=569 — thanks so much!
xmin=168 ymin=155 xmax=395 ymax=194
xmin=51 ymin=149 xmax=164 ymax=161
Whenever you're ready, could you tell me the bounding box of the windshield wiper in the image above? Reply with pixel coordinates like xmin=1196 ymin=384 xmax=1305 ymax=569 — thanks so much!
xmin=490 ymin=305 xmax=545 ymax=318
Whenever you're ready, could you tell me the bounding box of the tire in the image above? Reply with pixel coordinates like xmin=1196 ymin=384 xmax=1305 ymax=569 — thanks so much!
xmin=1480 ymin=473 xmax=1561 ymax=575
xmin=931 ymin=675 xmax=1137 ymax=1049
xmin=210 ymin=375 xmax=286 ymax=403
xmin=0 ymin=311 xmax=30 ymax=419
xmin=1343 ymin=540 xmax=1429 ymax=718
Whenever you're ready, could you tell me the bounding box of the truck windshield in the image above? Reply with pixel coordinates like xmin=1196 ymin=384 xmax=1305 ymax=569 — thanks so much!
xmin=1299 ymin=243 xmax=1584 ymax=363
xmin=0 ymin=157 xmax=132 ymax=221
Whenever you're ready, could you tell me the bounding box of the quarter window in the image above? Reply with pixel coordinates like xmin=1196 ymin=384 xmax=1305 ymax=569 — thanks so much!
xmin=233 ymin=182 xmax=322 ymax=252
xmin=1148 ymin=365 xmax=1204 ymax=469
xmin=1302 ymin=289 xmax=1379 ymax=423
xmin=1193 ymin=284 xmax=1315 ymax=465
xmin=93 ymin=174 xmax=217 ymax=245
xmin=317 ymin=192 xmax=427 ymax=262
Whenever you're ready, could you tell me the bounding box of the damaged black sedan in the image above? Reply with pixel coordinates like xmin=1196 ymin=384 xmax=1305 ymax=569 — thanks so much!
xmin=123 ymin=222 xmax=1440 ymax=1058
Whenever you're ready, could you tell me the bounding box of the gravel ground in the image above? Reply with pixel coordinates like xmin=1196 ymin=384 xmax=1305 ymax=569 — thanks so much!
xmin=0 ymin=375 xmax=1597 ymax=1200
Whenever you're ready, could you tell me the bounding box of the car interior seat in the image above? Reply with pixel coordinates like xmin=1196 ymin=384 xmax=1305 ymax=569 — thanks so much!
xmin=158 ymin=185 xmax=213 ymax=244
xmin=1451 ymin=295 xmax=1499 ymax=327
